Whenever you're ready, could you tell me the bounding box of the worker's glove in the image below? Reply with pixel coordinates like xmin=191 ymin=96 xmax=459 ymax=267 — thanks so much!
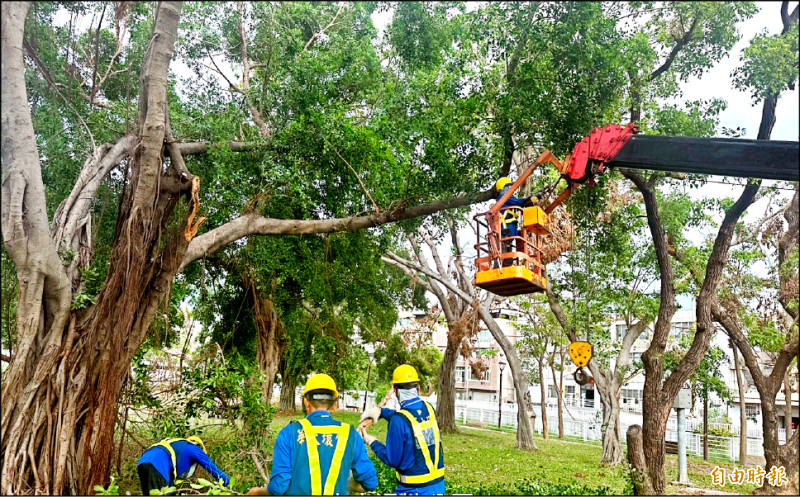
xmin=359 ymin=406 xmax=381 ymax=426
xmin=358 ymin=425 xmax=377 ymax=445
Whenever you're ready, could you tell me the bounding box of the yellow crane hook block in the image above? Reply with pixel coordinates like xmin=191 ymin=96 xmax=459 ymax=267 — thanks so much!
xmin=569 ymin=341 xmax=593 ymax=367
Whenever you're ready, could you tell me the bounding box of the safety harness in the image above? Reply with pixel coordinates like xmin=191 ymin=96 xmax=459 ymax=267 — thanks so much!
xmin=149 ymin=438 xmax=188 ymax=482
xmin=395 ymin=401 xmax=444 ymax=485
xmin=297 ymin=419 xmax=351 ymax=495
xmin=500 ymin=208 xmax=519 ymax=230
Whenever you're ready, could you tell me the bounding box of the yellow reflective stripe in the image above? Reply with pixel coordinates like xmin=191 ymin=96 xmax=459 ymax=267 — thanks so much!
xmin=424 ymin=402 xmax=442 ymax=471
xmin=149 ymin=438 xmax=185 ymax=481
xmin=298 ymin=419 xmax=350 ymax=495
xmin=298 ymin=419 xmax=323 ymax=495
xmin=397 ymin=467 xmax=446 ymax=484
xmin=324 ymin=425 xmax=350 ymax=495
xmin=394 ymin=402 xmax=444 ymax=485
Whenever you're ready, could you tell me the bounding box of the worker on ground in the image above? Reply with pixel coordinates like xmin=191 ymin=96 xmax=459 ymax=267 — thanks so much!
xmin=137 ymin=435 xmax=230 ymax=495
xmin=268 ymin=373 xmax=378 ymax=495
xmin=494 ymin=177 xmax=534 ymax=262
xmin=359 ymin=364 xmax=444 ymax=495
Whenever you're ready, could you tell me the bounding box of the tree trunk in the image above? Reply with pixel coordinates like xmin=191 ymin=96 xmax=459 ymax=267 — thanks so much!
xmin=279 ymin=373 xmax=297 ymax=411
xmin=783 ymin=370 xmax=793 ymax=441
xmin=247 ymin=278 xmax=285 ymax=404
xmin=600 ymin=385 xmax=624 ymax=466
xmin=437 ymin=329 xmax=461 ymax=434
xmin=641 ymin=404 xmax=670 ymax=495
xmin=1 ymin=3 xmax=188 ymax=494
xmin=626 ymin=425 xmax=654 ymax=495
xmin=539 ymin=359 xmax=549 ymax=440
xmin=731 ymin=338 xmax=748 ymax=465
xmin=552 ymin=350 xmax=564 ymax=439
xmin=477 ymin=302 xmax=536 ymax=450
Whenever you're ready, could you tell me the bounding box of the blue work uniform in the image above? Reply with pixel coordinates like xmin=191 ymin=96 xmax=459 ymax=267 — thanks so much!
xmin=496 ymin=185 xmax=527 ymax=237
xmin=268 ymin=411 xmax=378 ymax=495
xmin=137 ymin=439 xmax=230 ymax=486
xmin=369 ymin=397 xmax=445 ymax=495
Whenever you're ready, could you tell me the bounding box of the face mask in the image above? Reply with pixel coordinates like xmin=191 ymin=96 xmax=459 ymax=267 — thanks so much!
xmin=397 ymin=387 xmax=418 ymax=404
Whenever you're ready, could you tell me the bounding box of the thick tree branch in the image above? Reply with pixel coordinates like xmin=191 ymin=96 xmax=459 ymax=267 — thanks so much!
xmin=180 ymin=188 xmax=494 ymax=271
xmin=132 ymin=1 xmax=182 ymax=211
xmin=176 ymin=141 xmax=257 ymax=155
xmin=665 ymin=181 xmax=761 ymax=399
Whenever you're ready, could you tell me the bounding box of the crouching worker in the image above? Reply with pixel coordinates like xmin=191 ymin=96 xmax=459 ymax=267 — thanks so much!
xmin=137 ymin=436 xmax=230 ymax=495
xmin=359 ymin=365 xmax=444 ymax=495
xmin=268 ymin=373 xmax=378 ymax=495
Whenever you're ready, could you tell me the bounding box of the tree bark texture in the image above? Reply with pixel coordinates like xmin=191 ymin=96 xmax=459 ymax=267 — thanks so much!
xmin=600 ymin=385 xmax=624 ymax=466
xmin=621 ymin=166 xmax=760 ymax=494
xmin=549 ymin=353 xmax=565 ymax=439
xmin=626 ymin=425 xmax=654 ymax=495
xmin=437 ymin=331 xmax=461 ymax=434
xmin=539 ymin=356 xmax=549 ymax=440
xmin=279 ymin=372 xmax=297 ymax=412
xmin=731 ymin=338 xmax=749 ymax=465
xmin=1 ymin=3 xmax=187 ymax=494
xmin=247 ymin=277 xmax=286 ymax=404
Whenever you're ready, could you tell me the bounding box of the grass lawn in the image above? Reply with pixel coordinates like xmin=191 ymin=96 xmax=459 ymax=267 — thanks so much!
xmin=270 ymin=411 xmax=756 ymax=495
xmin=112 ymin=410 xmax=759 ymax=495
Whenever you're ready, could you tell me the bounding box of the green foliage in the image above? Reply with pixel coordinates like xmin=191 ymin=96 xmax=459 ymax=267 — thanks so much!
xmin=372 ymin=333 xmax=442 ymax=393
xmin=733 ymin=25 xmax=800 ymax=101
xmin=445 ymin=478 xmax=616 ymax=495
xmin=93 ymin=476 xmax=120 ymax=496
xmin=151 ymin=477 xmax=235 ymax=495
xmin=181 ymin=351 xmax=275 ymax=445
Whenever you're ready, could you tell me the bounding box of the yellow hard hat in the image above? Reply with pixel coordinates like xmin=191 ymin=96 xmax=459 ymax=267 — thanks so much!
xmin=303 ymin=373 xmax=339 ymax=398
xmin=186 ymin=436 xmax=207 ymax=453
xmin=495 ymin=177 xmax=512 ymax=192
xmin=392 ymin=364 xmax=420 ymax=384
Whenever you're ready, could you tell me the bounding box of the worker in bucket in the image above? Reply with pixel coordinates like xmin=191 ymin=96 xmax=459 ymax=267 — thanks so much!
xmin=137 ymin=435 xmax=230 ymax=495
xmin=268 ymin=373 xmax=378 ymax=495
xmin=359 ymin=364 xmax=445 ymax=495
xmin=494 ymin=176 xmax=534 ymax=260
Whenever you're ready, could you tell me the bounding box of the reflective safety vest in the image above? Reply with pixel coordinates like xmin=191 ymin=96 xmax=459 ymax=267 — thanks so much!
xmin=297 ymin=419 xmax=351 ymax=495
xmin=148 ymin=438 xmax=197 ymax=482
xmin=395 ymin=401 xmax=445 ymax=485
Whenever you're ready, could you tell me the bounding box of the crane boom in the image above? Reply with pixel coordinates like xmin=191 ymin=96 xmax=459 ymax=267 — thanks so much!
xmin=609 ymin=135 xmax=799 ymax=182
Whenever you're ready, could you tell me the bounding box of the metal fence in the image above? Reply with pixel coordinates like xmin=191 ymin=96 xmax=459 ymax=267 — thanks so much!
xmin=454 ymin=404 xmax=776 ymax=463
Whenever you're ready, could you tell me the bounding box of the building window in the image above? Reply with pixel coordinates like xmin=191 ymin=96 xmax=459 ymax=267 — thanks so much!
xmin=623 ymin=388 xmax=643 ymax=402
xmin=630 ymin=352 xmax=642 ymax=363
xmin=746 ymin=404 xmax=761 ymax=419
xmin=471 ymin=368 xmax=490 ymax=382
xmin=476 ymin=330 xmax=491 ymax=343
xmin=669 ymin=322 xmax=693 ymax=338
xmin=616 ymin=323 xmax=628 ymax=337
xmin=565 ymin=385 xmax=576 ymax=395
xmin=548 ymin=385 xmax=558 ymax=398
xmin=456 ymin=366 xmax=466 ymax=384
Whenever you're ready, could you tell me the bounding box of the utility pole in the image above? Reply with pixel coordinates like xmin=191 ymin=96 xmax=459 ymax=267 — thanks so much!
xmin=673 ymin=387 xmax=692 ymax=486
xmin=498 ymin=356 xmax=507 ymax=429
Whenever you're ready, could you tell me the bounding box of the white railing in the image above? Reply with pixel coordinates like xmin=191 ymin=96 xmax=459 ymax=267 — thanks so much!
xmin=455 ymin=404 xmax=774 ymax=462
